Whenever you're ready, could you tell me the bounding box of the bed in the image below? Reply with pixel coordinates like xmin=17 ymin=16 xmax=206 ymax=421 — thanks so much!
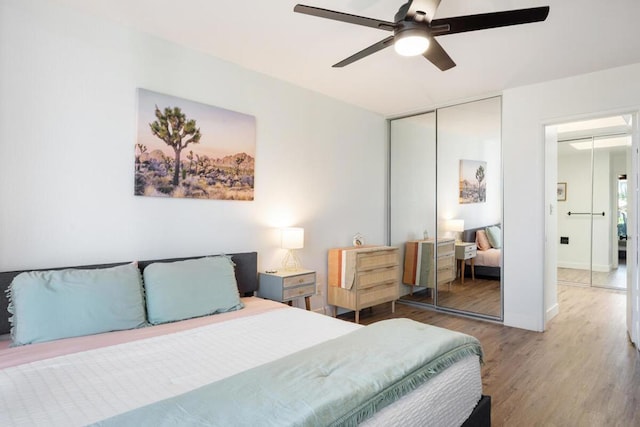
xmin=462 ymin=225 xmax=501 ymax=280
xmin=0 ymin=252 xmax=490 ymax=426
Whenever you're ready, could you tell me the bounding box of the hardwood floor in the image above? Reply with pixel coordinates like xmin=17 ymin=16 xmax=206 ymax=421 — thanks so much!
xmin=401 ymin=276 xmax=501 ymax=317
xmin=558 ymin=262 xmax=626 ymax=289
xmin=338 ymin=285 xmax=640 ymax=426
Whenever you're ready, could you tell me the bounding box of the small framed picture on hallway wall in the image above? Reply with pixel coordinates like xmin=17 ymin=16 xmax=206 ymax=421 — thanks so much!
xmin=557 ymin=182 xmax=567 ymax=201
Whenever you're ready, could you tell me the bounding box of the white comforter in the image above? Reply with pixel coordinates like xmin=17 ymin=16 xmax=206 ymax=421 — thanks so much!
xmin=0 ymin=298 xmax=481 ymax=426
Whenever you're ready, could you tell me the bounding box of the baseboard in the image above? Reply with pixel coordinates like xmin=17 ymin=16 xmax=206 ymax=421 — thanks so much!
xmin=557 ymin=261 xmax=589 ymax=270
xmin=557 ymin=262 xmax=612 ymax=272
xmin=545 ymin=302 xmax=559 ymax=326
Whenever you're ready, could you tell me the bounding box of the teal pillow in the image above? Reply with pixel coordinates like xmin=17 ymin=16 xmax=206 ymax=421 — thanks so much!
xmin=143 ymin=256 xmax=244 ymax=325
xmin=485 ymin=225 xmax=502 ymax=249
xmin=9 ymin=262 xmax=146 ymax=346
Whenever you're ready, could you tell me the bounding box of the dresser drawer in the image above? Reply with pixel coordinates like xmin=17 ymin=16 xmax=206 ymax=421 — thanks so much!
xmin=437 ymin=256 xmax=455 ymax=271
xmin=438 ymin=265 xmax=455 ymax=283
xmin=358 ymin=282 xmax=398 ymax=307
xmin=357 ymin=251 xmax=397 ymax=271
xmin=283 ymin=273 xmax=315 ymax=288
xmin=328 ymin=246 xmax=400 ymax=323
xmin=283 ymin=283 xmax=315 ymax=300
xmin=357 ymin=267 xmax=398 ymax=289
xmin=437 ymin=240 xmax=455 ymax=256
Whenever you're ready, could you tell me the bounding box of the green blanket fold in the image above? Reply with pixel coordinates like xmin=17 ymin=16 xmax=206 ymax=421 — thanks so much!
xmin=93 ymin=318 xmax=482 ymax=427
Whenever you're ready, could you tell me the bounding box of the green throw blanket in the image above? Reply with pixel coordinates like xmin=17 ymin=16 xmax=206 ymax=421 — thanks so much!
xmin=94 ymin=318 xmax=482 ymax=427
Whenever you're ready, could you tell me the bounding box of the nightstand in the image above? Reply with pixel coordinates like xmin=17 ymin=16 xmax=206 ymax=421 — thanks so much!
xmin=258 ymin=270 xmax=316 ymax=310
xmin=455 ymin=242 xmax=477 ymax=283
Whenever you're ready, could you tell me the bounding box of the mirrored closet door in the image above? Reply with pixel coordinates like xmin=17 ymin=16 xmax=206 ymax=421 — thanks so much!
xmin=556 ymin=129 xmax=631 ymax=290
xmin=390 ymin=111 xmax=437 ymax=305
xmin=389 ymin=97 xmax=503 ymax=320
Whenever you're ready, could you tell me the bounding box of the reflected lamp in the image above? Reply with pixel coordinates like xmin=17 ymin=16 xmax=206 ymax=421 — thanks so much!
xmin=446 ymin=219 xmax=465 ymax=242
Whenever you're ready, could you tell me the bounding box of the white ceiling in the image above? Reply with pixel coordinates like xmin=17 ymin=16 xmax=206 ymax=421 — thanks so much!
xmin=53 ymin=0 xmax=640 ymax=117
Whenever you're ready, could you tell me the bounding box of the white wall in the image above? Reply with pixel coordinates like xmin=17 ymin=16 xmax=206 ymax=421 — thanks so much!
xmin=0 ymin=0 xmax=387 ymax=312
xmin=503 ymin=63 xmax=640 ymax=331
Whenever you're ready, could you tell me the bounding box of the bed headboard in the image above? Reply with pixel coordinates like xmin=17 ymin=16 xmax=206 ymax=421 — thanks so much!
xmin=461 ymin=224 xmax=500 ymax=244
xmin=0 ymin=252 xmax=258 ymax=336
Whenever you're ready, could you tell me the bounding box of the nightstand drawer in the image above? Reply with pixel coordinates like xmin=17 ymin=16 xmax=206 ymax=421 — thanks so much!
xmin=456 ymin=244 xmax=477 ymax=259
xmin=283 ymin=284 xmax=315 ymax=300
xmin=283 ymin=273 xmax=315 ymax=288
xmin=258 ymin=270 xmax=316 ymax=309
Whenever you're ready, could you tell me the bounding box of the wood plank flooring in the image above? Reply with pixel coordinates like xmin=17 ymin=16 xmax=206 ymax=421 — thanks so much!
xmin=338 ymin=285 xmax=640 ymax=426
xmin=558 ymin=265 xmax=627 ymax=289
xmin=401 ymin=276 xmax=501 ymax=317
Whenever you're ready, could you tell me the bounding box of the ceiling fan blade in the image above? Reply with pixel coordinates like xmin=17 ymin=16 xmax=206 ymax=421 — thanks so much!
xmin=294 ymin=4 xmax=395 ymax=31
xmin=423 ymin=38 xmax=455 ymax=71
xmin=431 ymin=6 xmax=549 ymax=36
xmin=333 ymin=36 xmax=395 ymax=67
xmin=404 ymin=0 xmax=442 ymax=23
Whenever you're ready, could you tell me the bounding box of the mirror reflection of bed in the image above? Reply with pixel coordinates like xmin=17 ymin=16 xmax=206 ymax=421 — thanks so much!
xmin=436 ymin=225 xmax=501 ymax=317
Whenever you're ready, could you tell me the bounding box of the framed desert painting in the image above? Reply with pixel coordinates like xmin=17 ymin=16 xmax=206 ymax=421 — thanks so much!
xmin=459 ymin=159 xmax=487 ymax=204
xmin=135 ymin=89 xmax=256 ymax=201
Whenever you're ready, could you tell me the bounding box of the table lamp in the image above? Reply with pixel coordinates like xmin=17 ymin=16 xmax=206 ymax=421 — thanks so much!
xmin=281 ymin=227 xmax=304 ymax=271
xmin=446 ymin=219 xmax=465 ymax=242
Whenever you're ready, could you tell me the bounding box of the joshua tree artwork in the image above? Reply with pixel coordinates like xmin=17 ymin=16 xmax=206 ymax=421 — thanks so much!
xmin=459 ymin=159 xmax=487 ymax=204
xmin=135 ymin=89 xmax=255 ymax=200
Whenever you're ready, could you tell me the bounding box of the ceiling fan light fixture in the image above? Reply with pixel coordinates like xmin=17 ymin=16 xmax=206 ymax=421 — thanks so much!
xmin=394 ymin=30 xmax=430 ymax=56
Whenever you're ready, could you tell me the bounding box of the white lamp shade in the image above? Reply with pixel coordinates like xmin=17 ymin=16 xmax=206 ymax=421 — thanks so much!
xmin=446 ymin=219 xmax=465 ymax=232
xmin=281 ymin=227 xmax=304 ymax=249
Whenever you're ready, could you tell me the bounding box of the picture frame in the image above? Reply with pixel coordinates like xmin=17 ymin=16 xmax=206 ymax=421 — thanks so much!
xmin=459 ymin=159 xmax=487 ymax=204
xmin=135 ymin=89 xmax=256 ymax=201
xmin=557 ymin=182 xmax=567 ymax=201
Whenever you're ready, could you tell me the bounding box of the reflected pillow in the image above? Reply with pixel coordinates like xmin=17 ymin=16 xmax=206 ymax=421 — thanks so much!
xmin=143 ymin=256 xmax=244 ymax=325
xmin=485 ymin=225 xmax=502 ymax=249
xmin=9 ymin=262 xmax=146 ymax=346
xmin=476 ymin=230 xmax=492 ymax=251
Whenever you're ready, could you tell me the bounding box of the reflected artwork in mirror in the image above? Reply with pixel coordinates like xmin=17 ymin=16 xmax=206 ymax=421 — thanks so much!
xmin=389 ymin=96 xmax=502 ymax=320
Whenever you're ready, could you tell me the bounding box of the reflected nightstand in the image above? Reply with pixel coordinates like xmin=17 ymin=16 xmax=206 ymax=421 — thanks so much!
xmin=455 ymin=242 xmax=477 ymax=283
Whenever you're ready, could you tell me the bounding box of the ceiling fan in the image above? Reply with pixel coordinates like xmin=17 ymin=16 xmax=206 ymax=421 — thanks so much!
xmin=293 ymin=0 xmax=549 ymax=71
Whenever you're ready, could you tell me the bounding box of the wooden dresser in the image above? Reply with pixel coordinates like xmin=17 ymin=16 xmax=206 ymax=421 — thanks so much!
xmin=403 ymin=238 xmax=455 ymax=291
xmin=327 ymin=246 xmax=399 ymax=323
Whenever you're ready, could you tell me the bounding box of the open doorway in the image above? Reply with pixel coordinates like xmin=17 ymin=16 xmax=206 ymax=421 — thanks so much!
xmin=553 ymin=115 xmax=631 ymax=290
